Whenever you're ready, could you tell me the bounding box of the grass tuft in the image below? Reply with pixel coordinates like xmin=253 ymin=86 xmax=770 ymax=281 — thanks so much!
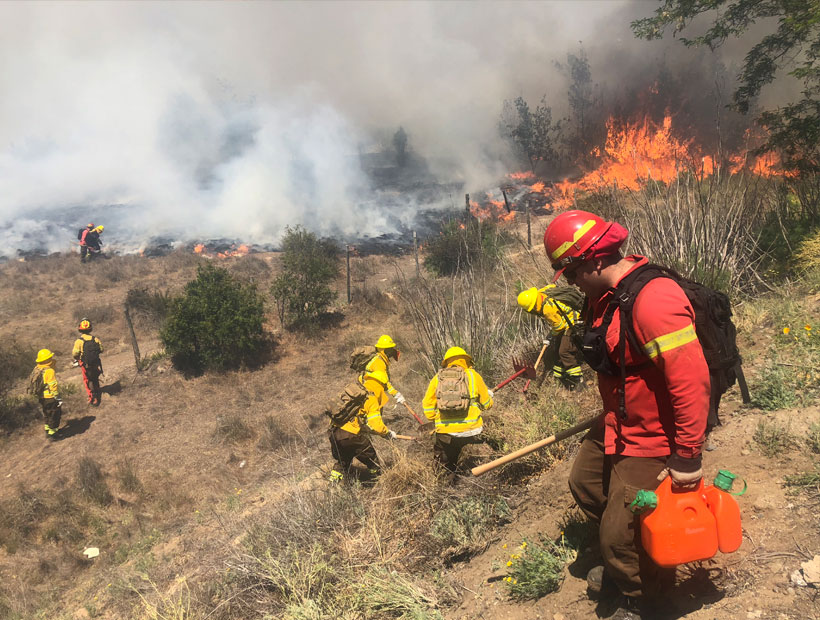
xmin=213 ymin=415 xmax=254 ymax=444
xmin=753 ymin=420 xmax=797 ymax=458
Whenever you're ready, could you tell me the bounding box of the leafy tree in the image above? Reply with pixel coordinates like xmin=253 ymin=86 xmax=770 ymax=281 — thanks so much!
xmin=556 ymin=49 xmax=605 ymax=166
xmin=632 ymin=1 xmax=820 ymax=174
xmin=161 ymin=263 xmax=266 ymax=373
xmin=393 ymin=126 xmax=408 ymax=167
xmin=500 ymin=96 xmax=562 ymax=173
xmin=271 ymin=226 xmax=339 ymax=329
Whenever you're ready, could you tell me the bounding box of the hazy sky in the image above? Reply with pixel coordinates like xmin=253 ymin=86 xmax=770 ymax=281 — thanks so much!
xmin=0 ymin=1 xmax=747 ymax=255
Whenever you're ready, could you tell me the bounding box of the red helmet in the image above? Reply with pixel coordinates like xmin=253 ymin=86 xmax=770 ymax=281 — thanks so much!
xmin=78 ymin=318 xmax=92 ymax=332
xmin=543 ymin=210 xmax=612 ymax=280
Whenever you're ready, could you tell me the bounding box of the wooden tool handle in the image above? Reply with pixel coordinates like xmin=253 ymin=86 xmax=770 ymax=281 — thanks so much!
xmin=471 ymin=416 xmax=598 ymax=476
xmin=393 ymin=434 xmax=416 ymax=441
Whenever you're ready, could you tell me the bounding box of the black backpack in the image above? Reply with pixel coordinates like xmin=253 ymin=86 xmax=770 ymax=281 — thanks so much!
xmin=81 ymin=337 xmax=102 ymax=367
xmin=77 ymin=228 xmax=86 ymax=241
xmin=579 ymin=264 xmax=749 ymax=422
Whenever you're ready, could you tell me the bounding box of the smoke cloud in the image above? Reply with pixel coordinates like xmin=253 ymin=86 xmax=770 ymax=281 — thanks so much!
xmin=0 ymin=1 xmax=776 ymax=256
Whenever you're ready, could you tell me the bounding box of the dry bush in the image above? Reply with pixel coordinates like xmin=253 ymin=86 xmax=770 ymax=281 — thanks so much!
xmin=116 ymin=458 xmax=143 ymax=494
xmin=76 ymin=457 xmax=113 ymax=506
xmin=597 ymin=171 xmax=770 ymax=294
xmin=71 ymin=302 xmax=117 ymax=325
xmin=213 ymin=415 xmax=255 ymax=445
xmin=396 ymin=266 xmax=534 ymax=377
xmin=256 ymin=415 xmax=294 ymax=452
xmin=793 ymin=228 xmax=820 ymax=273
xmin=0 ymin=339 xmax=39 ymax=435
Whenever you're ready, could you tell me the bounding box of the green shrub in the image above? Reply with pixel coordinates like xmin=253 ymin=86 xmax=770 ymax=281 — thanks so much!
xmin=430 ymin=496 xmax=510 ymax=550
xmin=161 ymin=263 xmax=267 ymax=373
xmin=784 ymin=466 xmax=820 ymax=496
xmin=271 ymin=226 xmax=339 ymax=331
xmin=752 ymin=365 xmax=799 ymax=410
xmin=753 ymin=420 xmax=797 ymax=458
xmin=423 ymin=219 xmax=507 ymax=276
xmin=503 ymin=538 xmax=576 ymax=601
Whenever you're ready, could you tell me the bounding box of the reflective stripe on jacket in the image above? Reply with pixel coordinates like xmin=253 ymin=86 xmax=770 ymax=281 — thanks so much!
xmin=532 ymin=285 xmax=579 ymax=334
xmin=364 ymin=351 xmax=398 ymax=396
xmin=73 ymin=334 xmax=103 ymax=360
xmin=339 ymin=375 xmax=390 ymax=436
xmin=591 ymin=255 xmax=709 ymax=459
xmin=422 ymin=358 xmax=492 ymax=436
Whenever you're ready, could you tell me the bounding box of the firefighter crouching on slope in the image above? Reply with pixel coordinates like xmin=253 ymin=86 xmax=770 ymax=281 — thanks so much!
xmin=73 ymin=319 xmax=104 ymax=406
xmin=517 ymin=284 xmax=584 ymax=389
xmin=83 ymin=225 xmax=104 ymax=261
xmin=544 ymin=210 xmax=710 ymax=620
xmin=30 ymin=349 xmax=63 ymax=441
xmin=365 ymin=335 xmax=407 ymax=406
xmin=422 ymin=347 xmax=493 ymax=475
xmin=329 ymin=369 xmax=398 ymax=483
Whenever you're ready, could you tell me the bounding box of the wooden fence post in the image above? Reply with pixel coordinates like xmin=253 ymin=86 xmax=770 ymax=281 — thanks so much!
xmin=346 ymin=245 xmax=352 ymax=304
xmin=123 ymin=304 xmax=141 ymax=370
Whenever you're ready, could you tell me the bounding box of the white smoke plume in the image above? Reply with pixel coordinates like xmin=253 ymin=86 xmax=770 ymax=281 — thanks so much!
xmin=0 ymin=1 xmax=772 ymax=256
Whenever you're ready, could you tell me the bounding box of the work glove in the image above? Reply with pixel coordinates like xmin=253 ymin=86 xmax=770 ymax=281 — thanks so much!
xmin=488 ymin=389 xmax=494 ymax=399
xmin=657 ymin=453 xmax=702 ymax=490
xmin=56 ymin=399 xmax=63 ymax=408
xmin=388 ymin=430 xmax=398 ymax=440
xmin=394 ymin=392 xmax=406 ymax=404
xmin=71 ymin=360 xmax=79 ymax=368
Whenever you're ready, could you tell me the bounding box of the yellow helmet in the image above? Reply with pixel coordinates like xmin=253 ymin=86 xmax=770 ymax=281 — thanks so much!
xmin=364 ymin=370 xmax=389 ymax=385
xmin=375 ymin=334 xmax=396 ymax=349
xmin=517 ymin=287 xmax=541 ymax=312
xmin=95 ymin=225 xmax=104 ymax=233
xmin=78 ymin=318 xmax=92 ymax=332
xmin=442 ymin=346 xmax=472 ymax=367
xmin=36 ymin=349 xmax=54 ymax=364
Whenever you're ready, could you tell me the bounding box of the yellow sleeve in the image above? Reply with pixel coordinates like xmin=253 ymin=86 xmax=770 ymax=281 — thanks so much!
xmin=72 ymin=338 xmax=83 ymax=359
xmin=368 ymin=355 xmax=397 ymax=396
xmin=362 ymin=379 xmax=389 ymax=435
xmin=473 ymin=371 xmax=493 ymax=410
xmin=422 ymin=375 xmax=439 ymax=420
xmin=43 ymin=368 xmax=59 ymax=399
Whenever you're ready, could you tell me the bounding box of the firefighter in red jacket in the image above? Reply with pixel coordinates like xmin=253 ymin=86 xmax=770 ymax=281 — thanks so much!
xmin=543 ymin=210 xmax=710 ymax=620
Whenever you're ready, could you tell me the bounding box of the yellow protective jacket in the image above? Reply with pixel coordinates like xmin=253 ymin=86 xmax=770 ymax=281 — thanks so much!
xmin=363 ymin=351 xmax=398 ymax=397
xmin=339 ymin=375 xmax=390 ymax=436
xmin=73 ymin=334 xmax=103 ymax=360
xmin=422 ymin=358 xmax=492 ymax=436
xmin=34 ymin=361 xmax=59 ymax=400
xmin=530 ymin=285 xmax=580 ymax=335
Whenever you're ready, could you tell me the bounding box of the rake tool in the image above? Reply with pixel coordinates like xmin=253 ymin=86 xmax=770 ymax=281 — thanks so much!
xmin=522 ymin=339 xmax=551 ymax=395
xmin=493 ymin=356 xmax=537 ymax=392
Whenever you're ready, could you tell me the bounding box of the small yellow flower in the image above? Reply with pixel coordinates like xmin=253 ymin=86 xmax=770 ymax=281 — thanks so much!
xmin=511 ymin=554 xmax=520 ymax=559
xmin=521 ymin=542 xmax=527 ymax=548
xmin=506 ymin=561 xmax=513 ymax=567
xmin=512 ymin=579 xmax=518 ymax=584
xmin=783 ymin=327 xmax=791 ymax=335
xmin=805 ymin=325 xmax=812 ymax=332
xmin=502 ymin=543 xmax=507 ymax=549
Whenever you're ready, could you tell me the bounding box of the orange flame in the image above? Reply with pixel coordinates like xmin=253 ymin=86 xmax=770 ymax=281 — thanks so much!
xmin=192 ymin=243 xmax=250 ymax=259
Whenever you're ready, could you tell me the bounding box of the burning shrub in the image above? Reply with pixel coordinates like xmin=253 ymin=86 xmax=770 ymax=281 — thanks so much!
xmin=270 ymin=226 xmax=339 ymax=331
xmin=423 ymin=219 xmax=506 ymax=277
xmin=161 ymin=263 xmax=267 ymax=374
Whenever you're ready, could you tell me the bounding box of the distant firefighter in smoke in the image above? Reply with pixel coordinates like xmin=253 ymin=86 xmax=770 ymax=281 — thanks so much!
xmin=80 ymin=225 xmax=105 ymax=263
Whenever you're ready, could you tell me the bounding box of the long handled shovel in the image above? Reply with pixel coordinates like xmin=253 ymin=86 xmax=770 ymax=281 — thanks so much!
xmin=471 ymin=416 xmax=598 ymax=476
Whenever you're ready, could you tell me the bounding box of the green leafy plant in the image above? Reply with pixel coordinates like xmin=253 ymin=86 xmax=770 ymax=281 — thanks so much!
xmin=270 ymin=226 xmax=339 ymax=331
xmin=807 ymin=423 xmax=820 ymax=455
xmin=430 ymin=496 xmax=510 ymax=550
xmin=161 ymin=263 xmax=267 ymax=374
xmin=503 ymin=538 xmax=576 ymax=601
xmin=752 ymin=365 xmax=799 ymax=411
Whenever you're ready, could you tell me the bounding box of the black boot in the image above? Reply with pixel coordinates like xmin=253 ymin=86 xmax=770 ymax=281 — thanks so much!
xmin=610 ymin=595 xmax=644 ymax=620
